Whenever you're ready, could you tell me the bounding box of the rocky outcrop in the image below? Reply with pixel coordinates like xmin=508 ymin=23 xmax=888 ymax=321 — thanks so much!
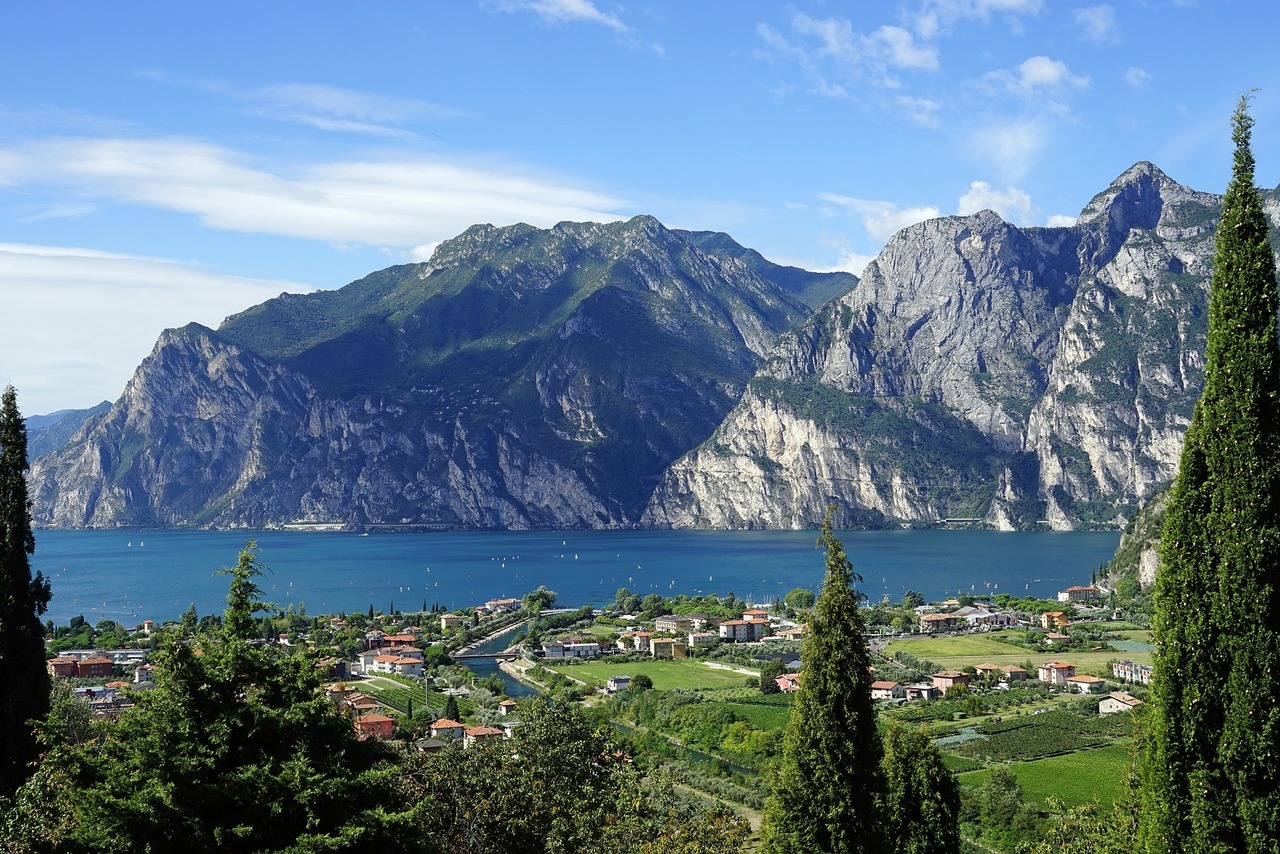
xmin=645 ymin=164 xmax=1241 ymax=530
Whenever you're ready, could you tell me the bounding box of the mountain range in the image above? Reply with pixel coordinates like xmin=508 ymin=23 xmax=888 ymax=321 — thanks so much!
xmin=28 ymin=163 xmax=1277 ymax=531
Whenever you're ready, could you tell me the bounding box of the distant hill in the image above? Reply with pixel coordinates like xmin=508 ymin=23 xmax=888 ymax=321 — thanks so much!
xmin=26 ymin=402 xmax=111 ymax=461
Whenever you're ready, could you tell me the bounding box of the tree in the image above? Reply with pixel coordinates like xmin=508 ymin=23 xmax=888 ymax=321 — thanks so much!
xmin=784 ymin=587 xmax=816 ymax=610
xmin=0 ymin=385 xmax=51 ymax=795
xmin=759 ymin=657 xmax=787 ymax=695
xmin=19 ymin=542 xmax=401 ymax=851
xmin=629 ymin=673 xmax=653 ymax=691
xmin=444 ymin=694 xmax=461 ymax=723
xmin=902 ymin=590 xmax=925 ymax=609
xmin=1141 ymin=96 xmax=1280 ymax=853
xmin=879 ymin=724 xmax=961 ymax=854
xmin=760 ymin=508 xmax=885 ymax=853
xmin=523 ymin=585 xmax=557 ymax=613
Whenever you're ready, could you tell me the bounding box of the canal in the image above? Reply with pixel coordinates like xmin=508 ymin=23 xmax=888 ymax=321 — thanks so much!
xmin=459 ymin=625 xmax=541 ymax=699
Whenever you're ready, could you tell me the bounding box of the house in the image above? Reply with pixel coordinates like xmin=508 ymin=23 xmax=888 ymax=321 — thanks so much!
xmin=654 ymin=615 xmax=693 ymax=633
xmin=415 ymin=737 xmax=449 ymax=753
xmin=484 ymin=597 xmax=523 ymax=614
xmin=1045 ymin=631 xmax=1071 ymax=645
xmin=498 ymin=699 xmax=518 ymax=716
xmin=904 ymin=683 xmax=941 ymax=701
xmin=355 ymin=713 xmax=395 ymax=740
xmin=1038 ymin=661 xmax=1077 ymax=684
xmin=465 ymin=725 xmax=505 ymax=748
xmin=384 ymin=633 xmax=417 ymax=646
xmin=687 ymin=631 xmax=718 ymax=650
xmin=1099 ymin=691 xmax=1145 ymax=715
xmin=1066 ymin=674 xmax=1108 ymax=694
xmin=742 ymin=608 xmax=771 ymax=621
xmin=1112 ymin=660 xmax=1153 ymax=685
xmin=46 ymin=656 xmax=79 ymax=678
xmin=685 ymin=614 xmax=716 ymax=631
xmin=871 ymin=680 xmax=905 ymax=700
xmin=974 ymin=663 xmax=1003 ymax=680
xmin=650 ymin=637 xmax=684 ymax=659
xmin=133 ymin=663 xmax=156 ymax=685
xmin=542 ymin=640 xmax=601 ymax=659
xmin=76 ymin=655 xmax=115 ymax=679
xmin=1040 ymin=611 xmax=1070 ymax=629
xmin=440 ymin=613 xmax=465 ymax=633
xmin=919 ymin=612 xmax=959 ymax=632
xmin=430 ymin=718 xmax=466 ymax=740
xmin=718 ymin=619 xmax=768 ymax=642
xmin=1000 ymin=665 xmax=1029 ymax=683
xmin=365 ymin=629 xmax=387 ymax=649
xmin=628 ymin=631 xmax=654 ymax=652
xmin=776 ymin=673 xmax=801 ymax=693
xmin=606 ymin=675 xmax=632 ymax=693
xmin=776 ymin=625 xmax=807 ymax=640
xmin=931 ymin=670 xmax=971 ymax=692
xmin=1058 ymin=585 xmax=1103 ymax=603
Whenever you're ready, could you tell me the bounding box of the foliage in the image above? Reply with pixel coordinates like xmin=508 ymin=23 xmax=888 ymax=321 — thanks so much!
xmin=0 ymin=386 xmax=51 ymax=795
xmin=760 ymin=509 xmax=885 ymax=853
xmin=11 ymin=542 xmax=402 ymax=852
xmin=1141 ymin=97 xmax=1280 ymax=853
xmin=954 ymin=710 xmax=1125 ymax=762
xmin=784 ymin=587 xmax=815 ymax=610
xmin=879 ymin=724 xmax=961 ymax=854
xmin=399 ymin=695 xmax=750 ymax=853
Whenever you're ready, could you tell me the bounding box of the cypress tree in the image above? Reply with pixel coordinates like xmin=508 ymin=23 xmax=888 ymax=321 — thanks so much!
xmin=1141 ymin=95 xmax=1280 ymax=852
xmin=879 ymin=724 xmax=961 ymax=854
xmin=760 ymin=508 xmax=885 ymax=853
xmin=0 ymin=385 xmax=52 ymax=795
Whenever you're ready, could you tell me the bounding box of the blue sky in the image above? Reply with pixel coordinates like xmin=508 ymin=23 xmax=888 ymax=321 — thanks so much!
xmin=2 ymin=0 xmax=1277 ymax=415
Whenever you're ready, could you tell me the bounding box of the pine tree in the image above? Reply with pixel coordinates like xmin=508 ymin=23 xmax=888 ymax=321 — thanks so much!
xmin=879 ymin=724 xmax=961 ymax=854
xmin=759 ymin=508 xmax=885 ymax=853
xmin=0 ymin=385 xmax=51 ymax=795
xmin=1141 ymin=95 xmax=1280 ymax=852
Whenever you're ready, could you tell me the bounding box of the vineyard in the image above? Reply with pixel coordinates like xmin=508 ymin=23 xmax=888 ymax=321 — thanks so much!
xmin=952 ymin=709 xmax=1131 ymax=761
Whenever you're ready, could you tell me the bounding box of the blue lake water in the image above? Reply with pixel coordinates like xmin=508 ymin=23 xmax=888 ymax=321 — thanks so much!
xmin=31 ymin=528 xmax=1121 ymax=627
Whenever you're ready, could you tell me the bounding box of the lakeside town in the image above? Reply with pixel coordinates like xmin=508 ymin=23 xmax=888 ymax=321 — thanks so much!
xmin=40 ymin=573 xmax=1155 ymax=848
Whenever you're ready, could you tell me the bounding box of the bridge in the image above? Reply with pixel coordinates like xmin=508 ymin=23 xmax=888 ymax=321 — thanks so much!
xmin=453 ymin=651 xmax=521 ymax=662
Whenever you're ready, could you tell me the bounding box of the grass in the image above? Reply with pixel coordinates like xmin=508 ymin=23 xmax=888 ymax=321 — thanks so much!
xmin=957 ymin=745 xmax=1136 ymax=810
xmin=885 ymin=632 xmax=1152 ymax=677
xmin=545 ymin=659 xmax=754 ymax=691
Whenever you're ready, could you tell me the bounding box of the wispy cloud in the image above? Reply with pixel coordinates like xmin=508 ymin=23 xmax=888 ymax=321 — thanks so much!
xmin=818 ymin=192 xmax=942 ymax=242
xmin=0 ymin=243 xmax=306 ymax=413
xmin=957 ymin=180 xmax=1033 ymax=222
xmin=1073 ymin=5 xmax=1118 ymax=44
xmin=138 ymin=71 xmax=465 ymax=137
xmin=1125 ymin=67 xmax=1152 ymax=88
xmin=912 ymin=0 xmax=1043 ymax=40
xmin=490 ymin=0 xmax=629 ymax=32
xmin=969 ymin=118 xmax=1048 ymax=182
xmin=0 ymin=137 xmax=629 ymax=249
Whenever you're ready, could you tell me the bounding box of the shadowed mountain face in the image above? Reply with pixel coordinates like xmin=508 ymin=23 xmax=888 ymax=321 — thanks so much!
xmin=30 ymin=165 xmax=1270 ymax=531
xmin=28 ymin=216 xmax=819 ymax=529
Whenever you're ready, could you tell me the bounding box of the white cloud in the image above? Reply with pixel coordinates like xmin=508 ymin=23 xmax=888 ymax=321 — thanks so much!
xmin=984 ymin=56 xmax=1090 ymax=97
xmin=491 ymin=0 xmax=629 ymax=32
xmin=818 ymin=192 xmax=941 ymax=242
xmin=0 ymin=243 xmax=308 ymax=414
xmin=1046 ymin=214 xmax=1077 ymax=227
xmin=1 ymin=137 xmax=629 ymax=249
xmin=1073 ymin=6 xmax=1117 ymax=44
xmin=913 ymin=0 xmax=1043 ymax=40
xmin=760 ymin=14 xmax=939 ymax=98
xmin=898 ymin=95 xmax=942 ymax=127
xmin=871 ymin=25 xmax=939 ymax=71
xmin=970 ymin=119 xmax=1047 ymax=181
xmin=1125 ymin=67 xmax=1152 ymax=88
xmin=956 ymin=180 xmax=1033 ymax=222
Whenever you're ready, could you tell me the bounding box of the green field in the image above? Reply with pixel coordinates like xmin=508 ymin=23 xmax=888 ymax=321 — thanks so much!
xmin=885 ymin=632 xmax=1151 ymax=677
xmin=546 ymin=659 xmax=754 ymax=691
xmin=957 ymin=745 xmax=1136 ymax=810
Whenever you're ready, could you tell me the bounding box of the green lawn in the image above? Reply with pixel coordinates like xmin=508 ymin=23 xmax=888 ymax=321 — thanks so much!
xmin=957 ymin=745 xmax=1136 ymax=810
xmin=885 ymin=632 xmax=1151 ymax=677
xmin=545 ymin=659 xmax=754 ymax=691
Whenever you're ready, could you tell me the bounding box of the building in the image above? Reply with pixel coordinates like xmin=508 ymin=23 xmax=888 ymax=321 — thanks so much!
xmin=871 ymin=680 xmax=905 ymax=700
xmin=1065 ymin=674 xmax=1108 ymax=694
xmin=355 ymin=713 xmax=395 ymax=740
xmin=46 ymin=656 xmax=79 ymax=678
xmin=1040 ymin=611 xmax=1070 ymax=629
xmin=606 ymin=675 xmax=632 ymax=693
xmin=904 ymin=683 xmax=941 ymax=701
xmin=1058 ymin=585 xmax=1103 ymax=603
xmin=483 ymin=597 xmax=523 ymax=614
xmin=718 ymin=619 xmax=768 ymax=642
xmin=1038 ymin=661 xmax=1077 ymax=684
xmin=687 ymin=631 xmax=718 ymax=650
xmin=1099 ymin=691 xmax=1145 ymax=715
xmin=430 ymin=718 xmax=466 ymax=740
xmin=650 ymin=637 xmax=684 ymax=659
xmin=1000 ymin=665 xmax=1028 ymax=683
xmin=973 ymin=663 xmax=1003 ymax=680
xmin=542 ymin=640 xmax=601 ymax=659
xmin=654 ymin=615 xmax=693 ymax=633
xmin=931 ymin=670 xmax=971 ymax=692
xmin=498 ymin=699 xmax=518 ymax=716
xmin=440 ymin=613 xmax=465 ymax=633
xmin=76 ymin=655 xmax=115 ymax=679
xmin=465 ymin=725 xmax=506 ymax=748
xmin=919 ymin=612 xmax=959 ymax=632
xmin=776 ymin=673 xmax=801 ymax=693
xmin=1112 ymin=660 xmax=1153 ymax=685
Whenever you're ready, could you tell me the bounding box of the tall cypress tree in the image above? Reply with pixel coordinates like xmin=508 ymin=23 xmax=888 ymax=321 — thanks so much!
xmin=880 ymin=724 xmax=961 ymax=854
xmin=760 ymin=508 xmax=885 ymax=854
xmin=0 ymin=385 xmax=52 ymax=795
xmin=1141 ymin=96 xmax=1280 ymax=852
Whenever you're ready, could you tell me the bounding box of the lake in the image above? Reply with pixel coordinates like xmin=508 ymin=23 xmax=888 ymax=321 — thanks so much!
xmin=31 ymin=528 xmax=1121 ymax=627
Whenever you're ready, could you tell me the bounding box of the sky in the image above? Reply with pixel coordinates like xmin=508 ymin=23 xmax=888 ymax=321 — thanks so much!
xmin=2 ymin=1 xmax=1278 ymax=416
